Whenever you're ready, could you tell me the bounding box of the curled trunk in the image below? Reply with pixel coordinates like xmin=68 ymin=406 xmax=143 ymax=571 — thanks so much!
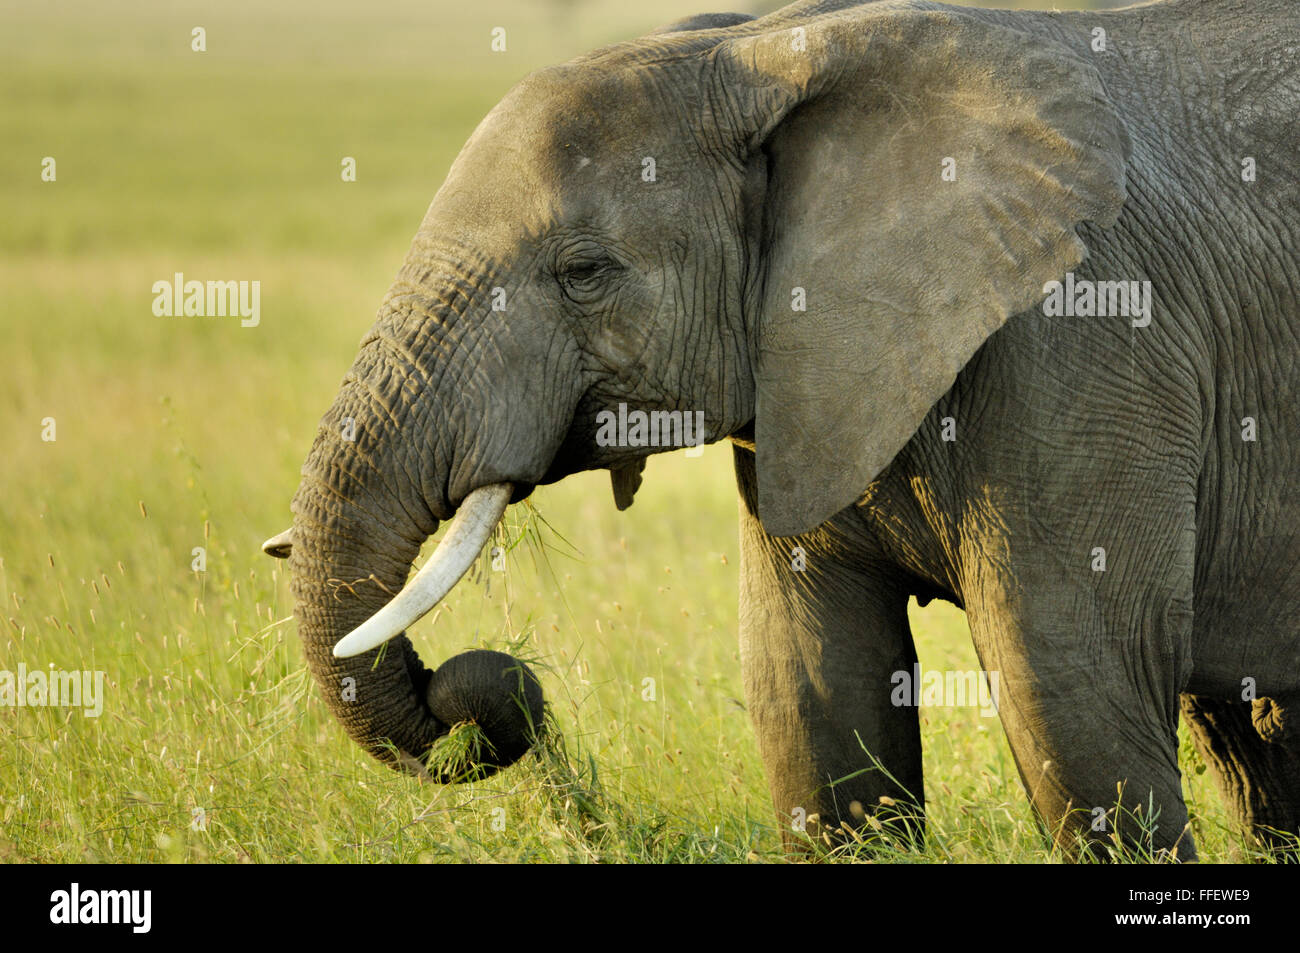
xmin=287 ymin=306 xmax=550 ymax=778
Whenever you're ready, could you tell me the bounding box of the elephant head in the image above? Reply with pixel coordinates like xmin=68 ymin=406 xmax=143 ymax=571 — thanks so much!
xmin=269 ymin=2 xmax=1127 ymax=777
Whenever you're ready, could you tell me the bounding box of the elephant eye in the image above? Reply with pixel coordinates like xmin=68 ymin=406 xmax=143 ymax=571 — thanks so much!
xmin=557 ymin=253 xmax=620 ymax=302
xmin=566 ymin=262 xmax=604 ymax=283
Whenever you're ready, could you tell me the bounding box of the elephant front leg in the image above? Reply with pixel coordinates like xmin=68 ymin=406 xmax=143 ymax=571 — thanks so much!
xmin=735 ymin=450 xmax=923 ymax=855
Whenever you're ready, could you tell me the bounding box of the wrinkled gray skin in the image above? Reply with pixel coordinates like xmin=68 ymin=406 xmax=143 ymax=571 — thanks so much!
xmin=281 ymin=0 xmax=1300 ymax=858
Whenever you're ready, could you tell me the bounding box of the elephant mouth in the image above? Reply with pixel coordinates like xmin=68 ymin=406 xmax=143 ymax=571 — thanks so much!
xmin=326 ymin=421 xmax=601 ymax=661
xmin=507 ymin=482 xmax=537 ymax=505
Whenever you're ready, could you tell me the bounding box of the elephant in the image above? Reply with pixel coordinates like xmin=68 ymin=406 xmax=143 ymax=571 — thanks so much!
xmin=265 ymin=0 xmax=1300 ymax=860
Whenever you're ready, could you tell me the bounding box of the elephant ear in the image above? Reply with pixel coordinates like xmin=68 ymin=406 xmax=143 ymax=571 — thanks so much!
xmin=710 ymin=7 xmax=1130 ymax=536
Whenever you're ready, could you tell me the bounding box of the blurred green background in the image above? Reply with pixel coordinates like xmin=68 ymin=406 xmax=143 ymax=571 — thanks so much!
xmin=1 ymin=0 xmax=1238 ymax=862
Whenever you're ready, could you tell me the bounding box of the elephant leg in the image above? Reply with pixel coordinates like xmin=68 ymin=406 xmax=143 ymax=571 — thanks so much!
xmin=966 ymin=586 xmax=1195 ymax=860
xmin=1180 ymin=694 xmax=1300 ymax=854
xmin=734 ymin=447 xmax=923 ymax=855
xmin=960 ymin=482 xmax=1199 ymax=861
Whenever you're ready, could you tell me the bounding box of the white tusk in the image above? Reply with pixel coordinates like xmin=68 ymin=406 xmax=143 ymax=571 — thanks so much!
xmin=332 ymin=483 xmax=512 ymax=658
xmin=262 ymin=527 xmax=294 ymax=558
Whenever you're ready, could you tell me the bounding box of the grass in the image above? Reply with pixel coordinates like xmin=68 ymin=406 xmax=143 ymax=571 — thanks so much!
xmin=0 ymin=0 xmax=1286 ymax=863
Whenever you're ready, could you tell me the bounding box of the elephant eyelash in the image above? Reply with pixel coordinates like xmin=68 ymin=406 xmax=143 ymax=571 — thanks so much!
xmin=564 ymin=262 xmax=606 ymax=282
xmin=556 ymin=257 xmax=622 ymax=301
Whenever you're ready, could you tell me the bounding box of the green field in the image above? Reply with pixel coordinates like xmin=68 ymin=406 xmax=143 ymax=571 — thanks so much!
xmin=0 ymin=0 xmax=1261 ymax=863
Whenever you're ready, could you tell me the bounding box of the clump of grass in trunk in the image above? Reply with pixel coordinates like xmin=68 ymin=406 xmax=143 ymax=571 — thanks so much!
xmin=424 ymin=721 xmax=499 ymax=784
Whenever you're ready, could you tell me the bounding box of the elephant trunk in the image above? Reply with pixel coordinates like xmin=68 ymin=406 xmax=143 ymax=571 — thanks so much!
xmin=286 ymin=276 xmax=553 ymax=778
xmin=288 ymin=371 xmax=447 ymax=768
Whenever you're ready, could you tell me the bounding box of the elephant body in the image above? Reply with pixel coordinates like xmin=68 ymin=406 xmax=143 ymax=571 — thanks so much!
xmin=277 ymin=0 xmax=1300 ymax=859
xmin=734 ymin=1 xmax=1300 ymax=859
